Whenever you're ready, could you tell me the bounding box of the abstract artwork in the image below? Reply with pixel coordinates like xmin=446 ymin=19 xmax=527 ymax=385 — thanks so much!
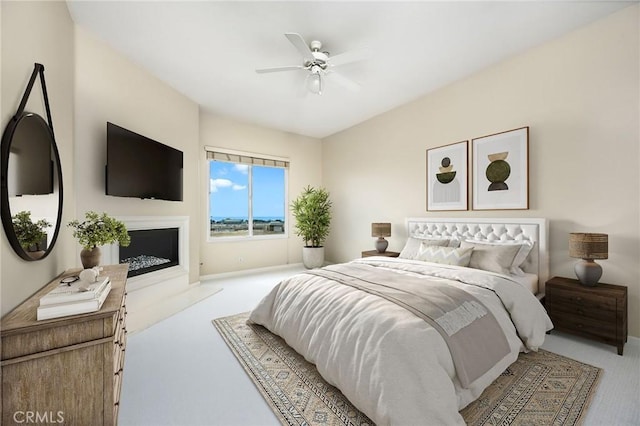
xmin=426 ymin=141 xmax=468 ymax=211
xmin=472 ymin=127 xmax=529 ymax=210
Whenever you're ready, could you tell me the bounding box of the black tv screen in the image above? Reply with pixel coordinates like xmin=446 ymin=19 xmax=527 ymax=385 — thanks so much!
xmin=106 ymin=122 xmax=183 ymax=201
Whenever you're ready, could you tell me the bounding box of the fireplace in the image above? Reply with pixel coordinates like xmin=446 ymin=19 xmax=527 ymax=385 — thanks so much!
xmin=120 ymin=228 xmax=179 ymax=277
xmin=104 ymin=216 xmax=189 ymax=288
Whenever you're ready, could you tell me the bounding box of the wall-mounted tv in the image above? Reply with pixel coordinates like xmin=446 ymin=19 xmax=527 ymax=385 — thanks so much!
xmin=105 ymin=122 xmax=183 ymax=201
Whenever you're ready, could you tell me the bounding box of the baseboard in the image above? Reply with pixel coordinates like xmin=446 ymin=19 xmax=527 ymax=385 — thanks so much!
xmin=199 ymin=263 xmax=304 ymax=282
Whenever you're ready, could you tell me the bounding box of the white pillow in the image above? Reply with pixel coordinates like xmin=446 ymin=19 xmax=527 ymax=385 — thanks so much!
xmin=461 ymin=240 xmax=534 ymax=276
xmin=416 ymin=246 xmax=473 ymax=267
xmin=399 ymin=237 xmax=449 ymax=260
xmin=459 ymin=241 xmax=521 ymax=275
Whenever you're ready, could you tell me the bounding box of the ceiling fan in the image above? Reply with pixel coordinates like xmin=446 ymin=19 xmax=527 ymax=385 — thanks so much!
xmin=256 ymin=33 xmax=369 ymax=95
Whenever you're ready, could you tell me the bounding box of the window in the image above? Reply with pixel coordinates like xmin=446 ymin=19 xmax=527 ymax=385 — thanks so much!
xmin=207 ymin=148 xmax=288 ymax=239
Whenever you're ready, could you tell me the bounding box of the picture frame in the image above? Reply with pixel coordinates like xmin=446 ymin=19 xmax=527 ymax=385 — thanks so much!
xmin=426 ymin=140 xmax=468 ymax=211
xmin=472 ymin=127 xmax=529 ymax=210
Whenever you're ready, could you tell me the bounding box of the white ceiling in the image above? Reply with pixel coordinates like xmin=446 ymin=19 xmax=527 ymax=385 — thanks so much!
xmin=66 ymin=1 xmax=632 ymax=139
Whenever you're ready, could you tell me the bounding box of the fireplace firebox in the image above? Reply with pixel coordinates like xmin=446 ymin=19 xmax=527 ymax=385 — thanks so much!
xmin=119 ymin=228 xmax=179 ymax=277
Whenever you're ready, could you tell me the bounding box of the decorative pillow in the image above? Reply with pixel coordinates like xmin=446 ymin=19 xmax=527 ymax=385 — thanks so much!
xmin=415 ymin=246 xmax=473 ymax=267
xmin=461 ymin=240 xmax=534 ymax=276
xmin=459 ymin=241 xmax=521 ymax=275
xmin=399 ymin=237 xmax=449 ymax=260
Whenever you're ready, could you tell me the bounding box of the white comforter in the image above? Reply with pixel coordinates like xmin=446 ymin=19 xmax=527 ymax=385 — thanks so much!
xmin=249 ymin=257 xmax=553 ymax=425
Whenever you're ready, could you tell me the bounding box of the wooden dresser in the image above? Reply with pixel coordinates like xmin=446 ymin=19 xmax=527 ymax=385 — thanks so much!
xmin=545 ymin=276 xmax=627 ymax=355
xmin=1 ymin=264 xmax=128 ymax=425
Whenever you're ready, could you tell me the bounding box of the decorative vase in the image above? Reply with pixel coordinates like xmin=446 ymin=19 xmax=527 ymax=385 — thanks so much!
xmin=302 ymin=246 xmax=324 ymax=269
xmin=80 ymin=247 xmax=101 ymax=268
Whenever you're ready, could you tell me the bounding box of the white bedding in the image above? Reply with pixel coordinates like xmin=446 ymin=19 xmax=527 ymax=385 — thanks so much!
xmin=249 ymin=257 xmax=552 ymax=425
xmin=510 ymin=272 xmax=539 ymax=294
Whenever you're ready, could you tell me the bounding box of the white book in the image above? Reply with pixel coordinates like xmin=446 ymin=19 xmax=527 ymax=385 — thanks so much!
xmin=40 ymin=276 xmax=110 ymax=306
xmin=37 ymin=281 xmax=112 ymax=321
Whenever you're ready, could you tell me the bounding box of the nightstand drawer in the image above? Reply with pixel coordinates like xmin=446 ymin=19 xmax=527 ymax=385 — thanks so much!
xmin=551 ymin=312 xmax=617 ymax=341
xmin=546 ymin=287 xmax=616 ymax=311
xmin=546 ymin=299 xmax=616 ymax=322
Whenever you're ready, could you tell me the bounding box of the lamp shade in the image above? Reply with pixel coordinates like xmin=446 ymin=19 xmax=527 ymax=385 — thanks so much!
xmin=569 ymin=233 xmax=608 ymax=259
xmin=371 ymin=223 xmax=391 ymax=238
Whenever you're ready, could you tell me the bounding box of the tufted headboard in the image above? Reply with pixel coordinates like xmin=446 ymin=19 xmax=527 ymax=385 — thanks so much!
xmin=406 ymin=217 xmax=548 ymax=288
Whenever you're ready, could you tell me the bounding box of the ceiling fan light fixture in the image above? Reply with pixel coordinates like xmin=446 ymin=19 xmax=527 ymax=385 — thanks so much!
xmin=307 ymin=73 xmax=322 ymax=95
xmin=307 ymin=66 xmax=323 ymax=95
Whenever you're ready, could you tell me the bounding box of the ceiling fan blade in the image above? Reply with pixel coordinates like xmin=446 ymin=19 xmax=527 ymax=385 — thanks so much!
xmin=285 ymin=33 xmax=315 ymax=63
xmin=255 ymin=65 xmax=304 ymax=74
xmin=328 ymin=47 xmax=371 ymax=67
xmin=326 ymin=71 xmax=361 ymax=92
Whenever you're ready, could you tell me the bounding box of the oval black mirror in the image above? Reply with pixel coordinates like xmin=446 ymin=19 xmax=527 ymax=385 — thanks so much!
xmin=1 ymin=112 xmax=63 ymax=261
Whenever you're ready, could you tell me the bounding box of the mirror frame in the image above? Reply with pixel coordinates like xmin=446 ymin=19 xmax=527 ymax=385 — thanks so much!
xmin=1 ymin=112 xmax=64 ymax=261
xmin=0 ymin=63 xmax=63 ymax=261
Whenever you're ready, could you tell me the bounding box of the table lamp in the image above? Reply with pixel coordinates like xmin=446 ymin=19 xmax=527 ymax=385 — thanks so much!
xmin=569 ymin=233 xmax=608 ymax=287
xmin=372 ymin=223 xmax=391 ymax=253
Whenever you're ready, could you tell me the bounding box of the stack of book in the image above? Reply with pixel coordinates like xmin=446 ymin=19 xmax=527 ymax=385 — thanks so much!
xmin=37 ymin=276 xmax=111 ymax=320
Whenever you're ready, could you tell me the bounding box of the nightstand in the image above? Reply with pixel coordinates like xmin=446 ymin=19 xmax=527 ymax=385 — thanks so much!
xmin=361 ymin=250 xmax=400 ymax=258
xmin=545 ymin=276 xmax=627 ymax=355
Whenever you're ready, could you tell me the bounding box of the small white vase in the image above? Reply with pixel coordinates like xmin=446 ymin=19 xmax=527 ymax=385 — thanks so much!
xmin=302 ymin=246 xmax=324 ymax=269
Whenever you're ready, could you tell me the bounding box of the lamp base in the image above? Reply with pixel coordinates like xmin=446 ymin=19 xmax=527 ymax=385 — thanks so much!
xmin=574 ymin=259 xmax=602 ymax=287
xmin=375 ymin=237 xmax=388 ymax=253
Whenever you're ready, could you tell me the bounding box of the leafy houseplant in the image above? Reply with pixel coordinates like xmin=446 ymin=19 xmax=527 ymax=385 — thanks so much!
xmin=12 ymin=211 xmax=51 ymax=254
xmin=68 ymin=211 xmax=130 ymax=268
xmin=291 ymin=186 xmax=332 ymax=268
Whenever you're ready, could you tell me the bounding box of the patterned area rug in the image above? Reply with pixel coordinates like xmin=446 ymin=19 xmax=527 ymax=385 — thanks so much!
xmin=212 ymin=312 xmax=601 ymax=426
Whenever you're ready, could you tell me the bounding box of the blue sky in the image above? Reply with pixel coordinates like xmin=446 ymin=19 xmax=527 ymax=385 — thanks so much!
xmin=209 ymin=161 xmax=285 ymax=219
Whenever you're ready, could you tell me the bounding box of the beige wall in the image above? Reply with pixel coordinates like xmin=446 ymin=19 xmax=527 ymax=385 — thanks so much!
xmin=322 ymin=5 xmax=640 ymax=336
xmin=1 ymin=1 xmax=76 ymax=316
xmin=73 ymin=26 xmax=201 ymax=284
xmin=199 ymin=112 xmax=322 ymax=275
xmin=323 ymin=5 xmax=640 ymax=336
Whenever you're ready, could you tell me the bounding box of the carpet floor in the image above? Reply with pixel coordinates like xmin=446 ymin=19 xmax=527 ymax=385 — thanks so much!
xmin=213 ymin=312 xmax=602 ymax=426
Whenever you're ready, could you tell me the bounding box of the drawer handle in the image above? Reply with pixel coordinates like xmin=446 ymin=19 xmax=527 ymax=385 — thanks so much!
xmin=574 ymin=296 xmax=583 ymax=302
xmin=577 ymin=323 xmax=584 ymax=329
xmin=576 ymin=309 xmax=584 ymax=315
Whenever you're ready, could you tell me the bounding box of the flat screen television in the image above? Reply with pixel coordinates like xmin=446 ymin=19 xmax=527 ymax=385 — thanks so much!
xmin=106 ymin=122 xmax=183 ymax=201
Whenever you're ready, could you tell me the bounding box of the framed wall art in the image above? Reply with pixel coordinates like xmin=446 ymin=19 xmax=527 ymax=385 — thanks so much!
xmin=426 ymin=140 xmax=468 ymax=211
xmin=472 ymin=127 xmax=529 ymax=210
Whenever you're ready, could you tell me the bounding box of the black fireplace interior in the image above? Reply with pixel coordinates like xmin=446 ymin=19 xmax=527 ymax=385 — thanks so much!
xmin=119 ymin=228 xmax=179 ymax=277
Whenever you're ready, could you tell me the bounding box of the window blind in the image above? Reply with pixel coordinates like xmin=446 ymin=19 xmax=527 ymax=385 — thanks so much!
xmin=205 ymin=147 xmax=289 ymax=168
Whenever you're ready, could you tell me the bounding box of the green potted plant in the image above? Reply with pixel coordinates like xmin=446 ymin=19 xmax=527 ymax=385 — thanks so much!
xmin=68 ymin=211 xmax=130 ymax=268
xmin=290 ymin=185 xmax=332 ymax=268
xmin=12 ymin=211 xmax=51 ymax=258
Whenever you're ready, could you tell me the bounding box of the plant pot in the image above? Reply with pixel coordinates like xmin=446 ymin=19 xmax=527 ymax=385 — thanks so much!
xmin=80 ymin=247 xmax=101 ymax=269
xmin=302 ymin=246 xmax=324 ymax=269
xmin=26 ymin=250 xmax=45 ymax=260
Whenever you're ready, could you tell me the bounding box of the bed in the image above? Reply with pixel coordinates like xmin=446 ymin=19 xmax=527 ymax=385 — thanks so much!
xmin=249 ymin=218 xmax=553 ymax=425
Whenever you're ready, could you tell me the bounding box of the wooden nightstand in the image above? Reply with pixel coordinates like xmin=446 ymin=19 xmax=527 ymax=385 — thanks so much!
xmin=545 ymin=276 xmax=627 ymax=355
xmin=361 ymin=250 xmax=400 ymax=258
